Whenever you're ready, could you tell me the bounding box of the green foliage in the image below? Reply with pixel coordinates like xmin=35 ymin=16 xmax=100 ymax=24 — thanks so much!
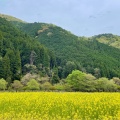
xmin=66 ymin=70 xmax=86 ymax=91
xmin=11 ymin=80 xmax=23 ymax=91
xmin=51 ymin=67 xmax=60 ymax=84
xmin=27 ymin=79 xmax=39 ymax=90
xmin=2 ymin=54 xmax=11 ymax=83
xmin=0 ymin=13 xmax=26 ymax=23
xmin=0 ymin=57 xmax=4 ymax=78
xmin=96 ymin=77 xmax=117 ymax=92
xmin=40 ymin=82 xmax=52 ymax=91
xmin=111 ymin=77 xmax=120 ymax=85
xmin=51 ymin=74 xmax=60 ymax=84
xmin=54 ymin=83 xmax=65 ymax=91
xmin=91 ymin=33 xmax=120 ymax=49
xmin=62 ymin=61 xmax=77 ymax=78
xmin=66 ymin=70 xmax=118 ymax=92
xmin=0 ymin=78 xmax=7 ymax=90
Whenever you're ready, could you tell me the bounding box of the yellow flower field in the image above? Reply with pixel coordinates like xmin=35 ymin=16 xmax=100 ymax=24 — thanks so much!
xmin=0 ymin=92 xmax=120 ymax=120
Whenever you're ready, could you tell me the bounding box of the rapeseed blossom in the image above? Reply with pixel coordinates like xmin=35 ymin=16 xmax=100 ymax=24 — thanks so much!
xmin=0 ymin=92 xmax=120 ymax=120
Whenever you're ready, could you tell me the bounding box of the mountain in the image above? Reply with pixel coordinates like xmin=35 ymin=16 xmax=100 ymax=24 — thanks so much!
xmin=0 ymin=17 xmax=56 ymax=82
xmin=0 ymin=13 xmax=26 ymax=23
xmin=12 ymin=22 xmax=120 ymax=78
xmin=91 ymin=34 xmax=120 ymax=49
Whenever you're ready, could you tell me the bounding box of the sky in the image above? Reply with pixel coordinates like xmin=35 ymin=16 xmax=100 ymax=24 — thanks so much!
xmin=0 ymin=0 xmax=120 ymax=37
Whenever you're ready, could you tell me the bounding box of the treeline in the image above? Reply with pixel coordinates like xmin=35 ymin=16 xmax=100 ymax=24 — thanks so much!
xmin=66 ymin=70 xmax=120 ymax=92
xmin=0 ymin=70 xmax=120 ymax=92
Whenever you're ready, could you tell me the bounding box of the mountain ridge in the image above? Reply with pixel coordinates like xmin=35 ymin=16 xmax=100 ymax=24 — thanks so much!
xmin=12 ymin=21 xmax=120 ymax=78
xmin=0 ymin=13 xmax=26 ymax=23
xmin=1 ymin=14 xmax=120 ymax=79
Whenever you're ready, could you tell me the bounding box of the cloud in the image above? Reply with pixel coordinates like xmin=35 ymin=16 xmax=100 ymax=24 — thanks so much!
xmin=89 ymin=15 xmax=96 ymax=19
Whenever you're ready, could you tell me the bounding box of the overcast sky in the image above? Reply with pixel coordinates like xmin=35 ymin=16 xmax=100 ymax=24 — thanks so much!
xmin=0 ymin=0 xmax=120 ymax=37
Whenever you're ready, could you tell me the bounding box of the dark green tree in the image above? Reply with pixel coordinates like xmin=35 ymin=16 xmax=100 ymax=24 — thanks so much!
xmin=3 ymin=54 xmax=11 ymax=83
xmin=62 ymin=61 xmax=77 ymax=78
xmin=0 ymin=57 xmax=4 ymax=78
xmin=51 ymin=67 xmax=60 ymax=84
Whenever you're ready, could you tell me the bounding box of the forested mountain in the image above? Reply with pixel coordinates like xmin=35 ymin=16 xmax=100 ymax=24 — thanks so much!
xmin=12 ymin=22 xmax=120 ymax=79
xmin=1 ymin=14 xmax=120 ymax=92
xmin=0 ymin=17 xmax=56 ymax=83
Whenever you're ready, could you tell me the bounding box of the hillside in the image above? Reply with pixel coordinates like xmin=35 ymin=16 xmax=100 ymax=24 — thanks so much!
xmin=12 ymin=22 xmax=120 ymax=78
xmin=0 ymin=17 xmax=56 ymax=82
xmin=91 ymin=34 xmax=120 ymax=49
xmin=0 ymin=13 xmax=26 ymax=23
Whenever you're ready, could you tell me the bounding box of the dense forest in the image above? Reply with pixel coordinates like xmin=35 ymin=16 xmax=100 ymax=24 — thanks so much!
xmin=0 ymin=17 xmax=56 ymax=83
xmin=13 ymin=22 xmax=120 ymax=79
xmin=0 ymin=15 xmax=120 ymax=92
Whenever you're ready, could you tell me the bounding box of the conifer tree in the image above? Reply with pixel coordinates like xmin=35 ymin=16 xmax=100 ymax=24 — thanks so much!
xmin=0 ymin=57 xmax=4 ymax=78
xmin=3 ymin=54 xmax=11 ymax=83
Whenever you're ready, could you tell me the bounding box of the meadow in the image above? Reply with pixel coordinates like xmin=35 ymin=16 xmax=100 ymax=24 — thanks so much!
xmin=0 ymin=92 xmax=120 ymax=120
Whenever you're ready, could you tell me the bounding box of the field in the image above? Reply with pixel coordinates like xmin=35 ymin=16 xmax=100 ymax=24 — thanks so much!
xmin=0 ymin=92 xmax=120 ymax=120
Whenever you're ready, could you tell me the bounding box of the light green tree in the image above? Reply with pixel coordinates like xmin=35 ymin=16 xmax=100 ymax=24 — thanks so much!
xmin=41 ymin=82 xmax=52 ymax=91
xmin=0 ymin=78 xmax=7 ymax=90
xmin=66 ymin=70 xmax=86 ymax=91
xmin=27 ymin=79 xmax=39 ymax=90
xmin=96 ymin=77 xmax=117 ymax=92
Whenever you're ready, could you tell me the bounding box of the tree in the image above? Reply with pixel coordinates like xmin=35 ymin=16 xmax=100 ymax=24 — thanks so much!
xmin=84 ymin=73 xmax=97 ymax=92
xmin=111 ymin=77 xmax=120 ymax=85
xmin=43 ymin=49 xmax=50 ymax=67
xmin=23 ymin=64 xmax=37 ymax=74
xmin=12 ymin=80 xmax=23 ymax=92
xmin=0 ymin=57 xmax=4 ymax=78
xmin=96 ymin=77 xmax=117 ymax=92
xmin=0 ymin=78 xmax=7 ymax=90
xmin=94 ymin=68 xmax=101 ymax=78
xmin=3 ymin=54 xmax=11 ymax=83
xmin=41 ymin=82 xmax=52 ymax=91
xmin=51 ymin=74 xmax=60 ymax=84
xmin=85 ymin=73 xmax=96 ymax=81
xmin=51 ymin=67 xmax=60 ymax=84
xmin=49 ymin=51 xmax=56 ymax=69
xmin=63 ymin=61 xmax=76 ymax=78
xmin=27 ymin=79 xmax=39 ymax=90
xmin=0 ymin=31 xmax=3 ymax=56
xmin=5 ymin=49 xmax=21 ymax=80
xmin=66 ymin=70 xmax=86 ymax=91
xmin=54 ymin=83 xmax=65 ymax=91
